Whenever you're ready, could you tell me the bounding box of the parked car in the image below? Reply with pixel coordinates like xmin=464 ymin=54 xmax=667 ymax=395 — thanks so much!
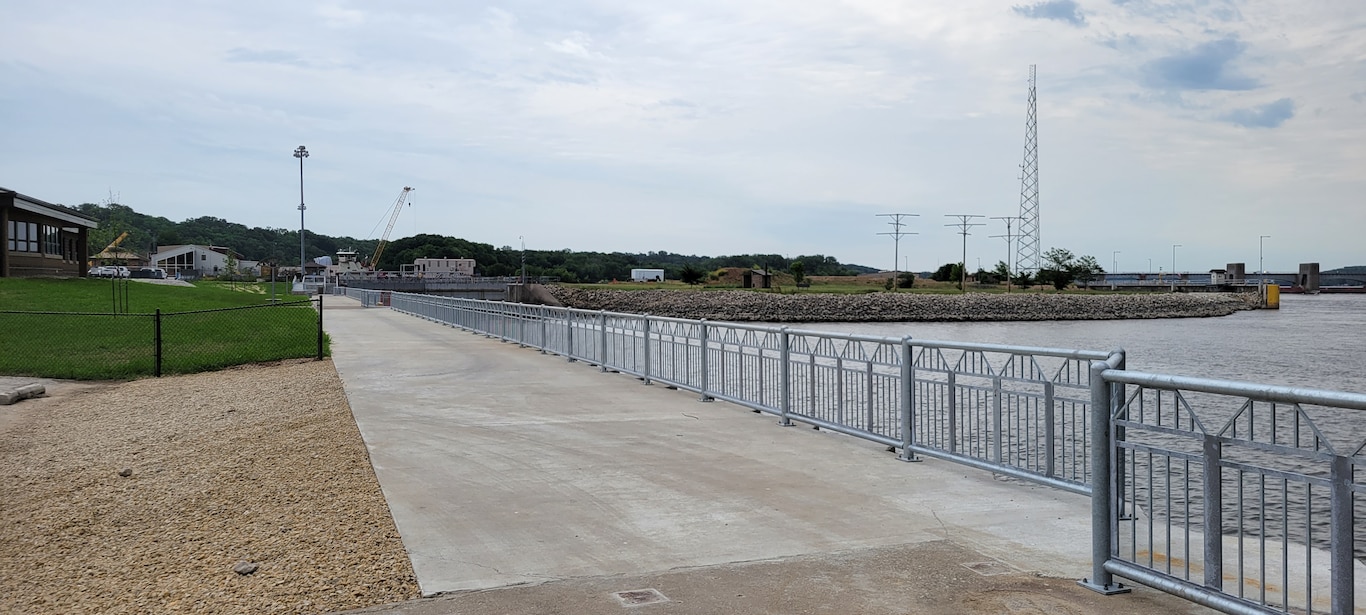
xmin=131 ymin=267 xmax=167 ymax=279
xmin=87 ymin=266 xmax=117 ymax=277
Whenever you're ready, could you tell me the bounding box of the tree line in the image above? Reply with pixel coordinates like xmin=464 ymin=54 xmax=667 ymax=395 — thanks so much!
xmin=77 ymin=203 xmax=875 ymax=282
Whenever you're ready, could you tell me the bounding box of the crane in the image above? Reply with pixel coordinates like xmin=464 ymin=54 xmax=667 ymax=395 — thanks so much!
xmin=89 ymin=231 xmax=130 ymax=267
xmin=369 ymin=186 xmax=413 ymax=270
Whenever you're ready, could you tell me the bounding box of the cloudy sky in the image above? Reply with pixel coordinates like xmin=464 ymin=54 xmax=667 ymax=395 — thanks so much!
xmin=3 ymin=1 xmax=1363 ymax=272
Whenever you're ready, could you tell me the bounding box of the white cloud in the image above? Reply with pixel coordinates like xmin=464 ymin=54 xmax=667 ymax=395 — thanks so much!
xmin=0 ymin=0 xmax=1362 ymax=271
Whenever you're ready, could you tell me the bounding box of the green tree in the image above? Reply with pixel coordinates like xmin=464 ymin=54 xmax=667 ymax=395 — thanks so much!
xmin=679 ymin=264 xmax=705 ymax=285
xmin=1036 ymin=248 xmax=1105 ymax=290
xmin=897 ymin=271 xmax=915 ymax=288
xmin=789 ymin=260 xmax=806 ymax=285
xmin=930 ymin=262 xmax=961 ymax=282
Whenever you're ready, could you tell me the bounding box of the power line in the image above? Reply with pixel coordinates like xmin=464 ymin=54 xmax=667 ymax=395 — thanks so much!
xmin=945 ymin=214 xmax=984 ymax=293
xmin=876 ymin=213 xmax=918 ymax=292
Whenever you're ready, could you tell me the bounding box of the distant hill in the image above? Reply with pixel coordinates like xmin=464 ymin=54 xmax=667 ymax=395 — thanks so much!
xmin=76 ymin=202 xmax=876 ymax=282
xmin=1323 ymin=266 xmax=1366 ymax=274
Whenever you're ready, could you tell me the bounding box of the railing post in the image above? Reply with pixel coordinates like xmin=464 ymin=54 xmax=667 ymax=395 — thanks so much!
xmin=899 ymin=337 xmax=918 ymax=461
xmin=1044 ymin=381 xmax=1056 ymax=478
xmin=642 ymin=315 xmax=652 ymax=385
xmin=1199 ymin=434 xmax=1224 ymax=592
xmin=567 ymin=314 xmax=576 ymax=362
xmin=1080 ymin=359 xmax=1129 ymax=594
xmin=599 ymin=310 xmax=608 ymax=372
xmin=698 ymin=321 xmax=713 ymax=402
xmin=1330 ymin=454 xmax=1355 ymax=615
xmin=992 ymin=374 xmax=1004 ymax=464
xmin=540 ymin=307 xmax=548 ymax=354
xmin=947 ymin=372 xmax=958 ymax=453
xmin=778 ymin=327 xmax=792 ymax=426
xmin=518 ymin=305 xmax=526 ymax=348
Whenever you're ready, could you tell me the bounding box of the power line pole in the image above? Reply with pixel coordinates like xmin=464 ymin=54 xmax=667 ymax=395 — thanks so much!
xmin=945 ymin=214 xmax=984 ymax=293
xmin=1015 ymin=65 xmax=1041 ymax=276
xmin=876 ymin=213 xmax=918 ymax=291
xmin=990 ymin=216 xmax=1020 ymax=292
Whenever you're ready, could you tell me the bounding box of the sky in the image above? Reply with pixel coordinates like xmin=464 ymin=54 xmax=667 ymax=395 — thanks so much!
xmin=2 ymin=0 xmax=1363 ymax=273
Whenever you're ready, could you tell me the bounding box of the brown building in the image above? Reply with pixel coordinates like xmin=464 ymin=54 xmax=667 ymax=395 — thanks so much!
xmin=1 ymin=187 xmax=99 ymax=278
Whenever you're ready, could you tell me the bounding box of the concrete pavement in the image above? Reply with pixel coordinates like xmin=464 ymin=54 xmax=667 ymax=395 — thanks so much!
xmin=324 ymin=297 xmax=1210 ymax=614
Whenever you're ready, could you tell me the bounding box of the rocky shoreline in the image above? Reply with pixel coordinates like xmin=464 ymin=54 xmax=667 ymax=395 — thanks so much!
xmin=544 ymin=287 xmax=1261 ymax=322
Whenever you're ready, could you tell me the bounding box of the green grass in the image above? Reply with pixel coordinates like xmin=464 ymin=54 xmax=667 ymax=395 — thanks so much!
xmin=0 ymin=278 xmax=326 ymax=380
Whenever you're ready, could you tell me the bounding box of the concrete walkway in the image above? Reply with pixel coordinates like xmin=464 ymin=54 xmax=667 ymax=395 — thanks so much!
xmin=324 ymin=297 xmax=1210 ymax=614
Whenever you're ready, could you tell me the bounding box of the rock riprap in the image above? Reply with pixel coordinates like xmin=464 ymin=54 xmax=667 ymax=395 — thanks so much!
xmin=545 ymin=288 xmax=1259 ymax=322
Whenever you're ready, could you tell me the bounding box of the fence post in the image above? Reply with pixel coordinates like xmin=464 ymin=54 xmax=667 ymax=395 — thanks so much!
xmin=1044 ymin=381 xmax=1056 ymax=479
xmin=779 ymin=327 xmax=792 ymax=426
xmin=899 ymin=336 xmax=918 ymax=461
xmin=698 ymin=321 xmax=712 ymax=402
xmin=642 ymin=315 xmax=652 ymax=385
xmin=154 ymin=309 xmax=162 ymax=378
xmin=599 ymin=311 xmax=608 ymax=372
xmin=1080 ymin=359 xmax=1129 ymax=594
xmin=316 ymin=295 xmax=324 ymax=360
xmin=518 ymin=305 xmax=526 ymax=348
xmin=1330 ymin=454 xmax=1355 ymax=614
xmin=992 ymin=374 xmax=1004 ymax=464
xmin=566 ymin=313 xmax=576 ymax=362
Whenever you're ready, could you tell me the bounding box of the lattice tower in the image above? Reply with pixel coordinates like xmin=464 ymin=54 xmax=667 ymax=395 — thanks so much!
xmin=1015 ymin=65 xmax=1041 ymax=275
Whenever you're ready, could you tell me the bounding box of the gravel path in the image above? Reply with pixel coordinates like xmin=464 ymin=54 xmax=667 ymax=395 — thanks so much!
xmin=0 ymin=360 xmax=419 ymax=614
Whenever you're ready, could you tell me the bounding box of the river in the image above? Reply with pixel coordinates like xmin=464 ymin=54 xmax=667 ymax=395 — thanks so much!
xmin=787 ymin=293 xmax=1366 ymax=395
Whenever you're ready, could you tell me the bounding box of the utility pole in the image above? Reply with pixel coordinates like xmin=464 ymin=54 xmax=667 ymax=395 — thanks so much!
xmin=945 ymin=215 xmax=984 ymax=293
xmin=989 ymin=216 xmax=1019 ymax=292
xmin=519 ymin=236 xmax=527 ymax=284
xmin=1259 ymin=235 xmax=1270 ymax=282
xmin=877 ymin=213 xmax=919 ymax=291
xmin=1015 ymin=65 xmax=1041 ymax=275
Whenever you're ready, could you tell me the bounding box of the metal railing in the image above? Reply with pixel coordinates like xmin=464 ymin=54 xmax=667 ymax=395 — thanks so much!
xmin=379 ymin=291 xmax=1115 ymax=494
xmin=345 ymin=290 xmax=1366 ymax=614
xmin=1088 ymin=367 xmax=1366 ymax=614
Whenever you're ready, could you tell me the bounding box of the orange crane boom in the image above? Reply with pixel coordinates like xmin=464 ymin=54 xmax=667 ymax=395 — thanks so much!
xmin=369 ymin=186 xmax=413 ymax=270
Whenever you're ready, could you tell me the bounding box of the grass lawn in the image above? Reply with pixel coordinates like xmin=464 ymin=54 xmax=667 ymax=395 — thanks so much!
xmin=0 ymin=278 xmax=325 ymax=380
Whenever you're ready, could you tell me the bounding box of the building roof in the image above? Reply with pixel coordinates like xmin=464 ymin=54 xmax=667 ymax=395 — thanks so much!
xmin=0 ymin=187 xmax=99 ymax=228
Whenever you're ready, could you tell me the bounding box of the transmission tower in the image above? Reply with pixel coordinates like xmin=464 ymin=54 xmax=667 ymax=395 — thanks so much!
xmin=990 ymin=216 xmax=1020 ymax=292
xmin=944 ymin=214 xmax=984 ymax=292
xmin=876 ymin=213 xmax=918 ymax=291
xmin=1015 ymin=65 xmax=1041 ymax=275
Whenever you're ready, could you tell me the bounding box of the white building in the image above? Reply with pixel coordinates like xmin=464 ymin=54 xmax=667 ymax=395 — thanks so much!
xmin=414 ymin=257 xmax=475 ymax=277
xmin=151 ymin=244 xmax=252 ymax=276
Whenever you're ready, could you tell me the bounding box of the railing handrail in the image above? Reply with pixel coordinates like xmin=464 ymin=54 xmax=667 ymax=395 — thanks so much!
xmin=1103 ymin=369 xmax=1366 ymax=410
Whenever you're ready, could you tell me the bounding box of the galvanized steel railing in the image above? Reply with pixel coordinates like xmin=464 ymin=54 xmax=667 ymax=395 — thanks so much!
xmin=381 ymin=291 xmax=1114 ymax=494
xmin=343 ymin=288 xmax=1366 ymax=614
xmin=1087 ymin=366 xmax=1366 ymax=614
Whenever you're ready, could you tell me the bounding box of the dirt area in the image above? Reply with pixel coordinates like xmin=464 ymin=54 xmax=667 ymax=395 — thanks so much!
xmin=0 ymin=360 xmax=419 ymax=614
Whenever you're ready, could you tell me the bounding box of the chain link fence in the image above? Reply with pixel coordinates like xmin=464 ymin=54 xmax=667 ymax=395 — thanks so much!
xmin=0 ymin=298 xmax=325 ymax=380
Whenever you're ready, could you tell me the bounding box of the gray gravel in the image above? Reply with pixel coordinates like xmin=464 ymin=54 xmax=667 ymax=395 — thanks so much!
xmin=547 ymin=288 xmax=1260 ymax=322
xmin=0 ymin=359 xmax=419 ymax=614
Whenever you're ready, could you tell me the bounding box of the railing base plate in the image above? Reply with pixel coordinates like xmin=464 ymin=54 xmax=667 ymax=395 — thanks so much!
xmin=1077 ymin=579 xmax=1131 ymax=595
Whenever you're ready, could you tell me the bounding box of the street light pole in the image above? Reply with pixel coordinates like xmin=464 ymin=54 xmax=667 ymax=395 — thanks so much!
xmin=1112 ymin=250 xmax=1120 ymax=282
xmin=293 ymin=145 xmax=309 ymax=281
xmin=519 ymin=236 xmax=526 ymax=284
xmin=1259 ymin=235 xmax=1271 ymax=282
xmin=1172 ymin=244 xmax=1181 ymax=284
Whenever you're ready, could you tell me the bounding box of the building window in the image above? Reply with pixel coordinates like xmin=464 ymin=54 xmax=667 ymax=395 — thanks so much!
xmin=43 ymin=225 xmax=61 ymax=255
xmin=7 ymin=221 xmax=39 ymax=252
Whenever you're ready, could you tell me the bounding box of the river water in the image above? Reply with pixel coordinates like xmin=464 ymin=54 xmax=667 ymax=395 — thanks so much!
xmin=789 ymin=294 xmax=1366 ymax=395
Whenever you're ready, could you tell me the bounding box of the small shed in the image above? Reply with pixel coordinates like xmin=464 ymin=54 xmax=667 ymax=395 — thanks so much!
xmin=743 ymin=269 xmax=772 ymax=289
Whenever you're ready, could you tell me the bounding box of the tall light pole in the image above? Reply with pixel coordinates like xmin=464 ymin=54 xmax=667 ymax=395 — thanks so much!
xmin=1259 ymin=235 xmax=1270 ymax=281
xmin=877 ymin=213 xmax=918 ymax=291
xmin=1112 ymin=250 xmax=1120 ymax=280
xmin=519 ymin=236 xmax=526 ymax=284
xmin=293 ymin=145 xmax=309 ymax=280
xmin=1171 ymin=244 xmax=1181 ymax=282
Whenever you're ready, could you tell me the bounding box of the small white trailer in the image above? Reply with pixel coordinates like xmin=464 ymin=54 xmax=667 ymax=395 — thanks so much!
xmin=631 ymin=268 xmax=665 ymax=282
